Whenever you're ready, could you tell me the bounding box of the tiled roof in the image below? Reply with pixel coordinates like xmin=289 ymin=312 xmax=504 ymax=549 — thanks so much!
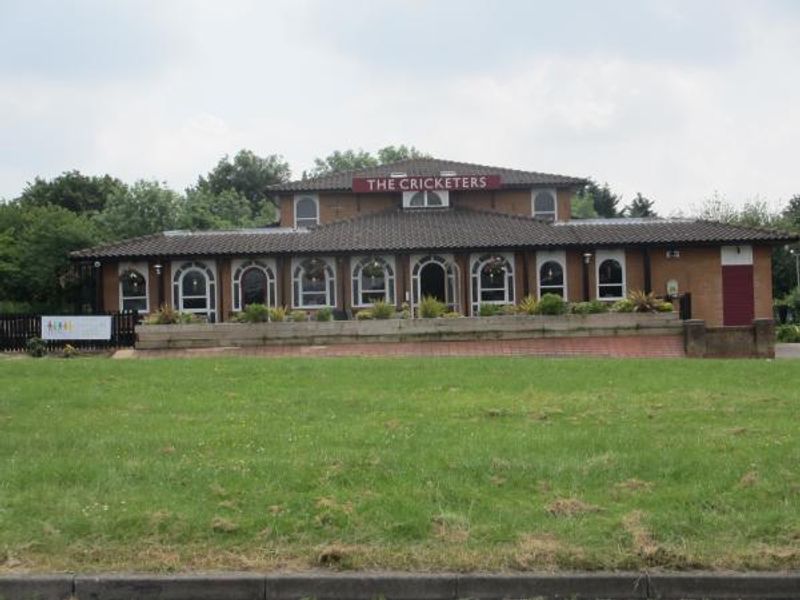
xmin=267 ymin=157 xmax=588 ymax=192
xmin=70 ymin=209 xmax=796 ymax=260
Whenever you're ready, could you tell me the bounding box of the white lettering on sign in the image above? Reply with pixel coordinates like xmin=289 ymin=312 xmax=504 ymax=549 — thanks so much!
xmin=41 ymin=316 xmax=112 ymax=340
xmin=353 ymin=174 xmax=500 ymax=193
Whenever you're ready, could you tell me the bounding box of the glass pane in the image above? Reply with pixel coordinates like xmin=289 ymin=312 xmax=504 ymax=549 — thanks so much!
xmin=480 ymin=259 xmax=506 ymax=288
xmin=302 ymin=293 xmax=327 ymax=306
xmin=534 ymin=191 xmax=555 ymax=213
xmin=296 ymin=217 xmax=317 ymax=228
xmin=182 ymin=271 xmax=207 ymax=296
xmin=242 ymin=268 xmax=267 ymax=306
xmin=296 ymin=197 xmax=317 ymax=219
xmin=427 ymin=191 xmax=443 ymax=206
xmin=183 ymin=297 xmax=207 ymax=309
xmin=409 ymin=192 xmax=424 ymax=207
xmin=541 ymin=286 xmax=564 ymax=298
xmin=539 ymin=262 xmax=564 ymax=287
xmin=302 ymin=260 xmax=326 ymax=293
xmin=599 ymin=285 xmax=624 ymax=298
xmin=363 ymin=290 xmax=387 ymax=303
xmin=122 ymin=298 xmax=147 ymax=312
xmin=481 ymin=289 xmax=506 ymax=302
xmin=121 ymin=271 xmax=146 ymax=297
xmin=598 ymin=259 xmax=623 ymax=284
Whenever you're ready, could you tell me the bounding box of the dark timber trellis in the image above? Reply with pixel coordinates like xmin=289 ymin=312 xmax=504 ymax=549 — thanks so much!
xmin=0 ymin=312 xmax=138 ymax=352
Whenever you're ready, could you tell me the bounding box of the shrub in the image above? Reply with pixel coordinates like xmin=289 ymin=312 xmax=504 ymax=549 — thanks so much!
xmin=144 ymin=304 xmax=199 ymax=324
xmin=316 ymin=307 xmax=333 ymax=322
xmin=289 ymin=310 xmax=308 ymax=322
xmin=419 ymin=296 xmax=445 ymax=318
xmin=61 ymin=344 xmax=79 ymax=358
xmin=657 ymin=301 xmax=674 ymax=313
xmin=500 ymin=304 xmax=519 ymax=316
xmin=240 ymin=303 xmax=270 ymax=323
xmin=479 ymin=303 xmax=502 ymax=317
xmin=442 ymin=311 xmax=463 ymax=318
xmin=611 ymin=298 xmax=635 ymax=313
xmin=570 ymin=300 xmax=608 ymax=315
xmin=356 ymin=309 xmax=374 ymax=320
xmin=517 ymin=295 xmax=538 ymax=315
xmin=628 ymin=290 xmax=665 ymax=313
xmin=535 ymin=293 xmax=567 ymax=315
xmin=268 ymin=306 xmax=287 ymax=322
xmin=399 ymin=302 xmax=411 ymax=320
xmin=370 ymin=299 xmax=395 ymax=319
xmin=25 ymin=337 xmax=46 ymax=358
xmin=777 ymin=324 xmax=800 ymax=343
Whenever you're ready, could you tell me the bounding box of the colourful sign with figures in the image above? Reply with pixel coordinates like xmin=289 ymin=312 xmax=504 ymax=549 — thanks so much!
xmin=352 ymin=174 xmax=502 ymax=193
xmin=41 ymin=316 xmax=112 ymax=340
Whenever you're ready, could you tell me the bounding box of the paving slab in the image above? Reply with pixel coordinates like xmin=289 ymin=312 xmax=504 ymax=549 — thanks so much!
xmin=0 ymin=575 xmax=73 ymax=600
xmin=74 ymin=573 xmax=264 ymax=600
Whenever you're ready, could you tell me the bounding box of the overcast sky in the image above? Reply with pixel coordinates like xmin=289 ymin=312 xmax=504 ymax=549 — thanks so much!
xmin=1 ymin=0 xmax=799 ymax=214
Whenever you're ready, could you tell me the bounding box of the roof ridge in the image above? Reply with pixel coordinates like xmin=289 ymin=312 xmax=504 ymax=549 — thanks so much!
xmin=694 ymin=219 xmax=796 ymax=237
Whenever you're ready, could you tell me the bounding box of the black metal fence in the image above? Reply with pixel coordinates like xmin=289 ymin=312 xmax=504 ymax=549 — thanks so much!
xmin=0 ymin=312 xmax=138 ymax=352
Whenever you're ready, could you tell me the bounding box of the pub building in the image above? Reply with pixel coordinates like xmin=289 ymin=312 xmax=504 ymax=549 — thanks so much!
xmin=71 ymin=158 xmax=793 ymax=327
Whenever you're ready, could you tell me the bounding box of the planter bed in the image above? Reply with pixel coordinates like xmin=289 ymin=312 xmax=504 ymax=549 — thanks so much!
xmin=136 ymin=312 xmax=681 ymax=350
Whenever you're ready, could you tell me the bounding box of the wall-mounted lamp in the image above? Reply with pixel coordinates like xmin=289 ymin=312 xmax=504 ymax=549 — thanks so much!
xmin=93 ymin=260 xmax=101 ymax=269
xmin=582 ymin=252 xmax=593 ymax=264
xmin=154 ymin=263 xmax=163 ymax=275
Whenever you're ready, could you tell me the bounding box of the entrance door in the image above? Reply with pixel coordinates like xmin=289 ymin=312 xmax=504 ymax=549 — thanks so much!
xmin=721 ymin=245 xmax=754 ymax=326
xmin=419 ymin=262 xmax=446 ymax=302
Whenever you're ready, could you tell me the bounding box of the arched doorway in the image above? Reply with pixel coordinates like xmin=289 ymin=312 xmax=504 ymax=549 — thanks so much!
xmin=419 ymin=262 xmax=446 ymax=302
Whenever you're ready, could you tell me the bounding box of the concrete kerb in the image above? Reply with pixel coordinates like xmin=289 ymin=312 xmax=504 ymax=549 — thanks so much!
xmin=3 ymin=572 xmax=800 ymax=600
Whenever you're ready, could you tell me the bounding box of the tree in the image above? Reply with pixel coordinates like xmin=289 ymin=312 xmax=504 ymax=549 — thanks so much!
xmin=782 ymin=194 xmax=800 ymax=229
xmin=308 ymin=145 xmax=432 ymax=178
xmin=574 ymin=180 xmax=622 ymax=218
xmin=97 ymin=180 xmax=182 ymax=240
xmin=376 ymin=145 xmax=430 ymax=163
xmin=309 ymin=149 xmax=378 ymax=177
xmin=196 ymin=150 xmax=290 ymax=219
xmin=570 ymin=193 xmax=598 ymax=219
xmin=625 ymin=193 xmax=657 ymax=217
xmin=180 ymin=188 xmax=269 ymax=230
xmin=16 ymin=170 xmax=126 ymax=215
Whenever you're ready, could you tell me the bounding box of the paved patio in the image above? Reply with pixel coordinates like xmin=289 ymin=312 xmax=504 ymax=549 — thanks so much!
xmin=122 ymin=334 xmax=686 ymax=359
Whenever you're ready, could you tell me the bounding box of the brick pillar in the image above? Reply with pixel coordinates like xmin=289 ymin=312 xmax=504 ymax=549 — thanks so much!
xmin=752 ymin=318 xmax=775 ymax=358
xmin=684 ymin=319 xmax=707 ymax=358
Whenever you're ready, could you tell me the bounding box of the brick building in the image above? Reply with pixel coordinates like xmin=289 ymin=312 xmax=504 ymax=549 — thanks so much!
xmin=71 ymin=158 xmax=794 ymax=327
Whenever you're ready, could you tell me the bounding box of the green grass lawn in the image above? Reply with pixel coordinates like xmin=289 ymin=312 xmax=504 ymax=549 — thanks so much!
xmin=1 ymin=356 xmax=799 ymax=573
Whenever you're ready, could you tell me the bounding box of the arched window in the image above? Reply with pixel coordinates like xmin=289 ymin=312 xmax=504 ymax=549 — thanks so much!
xmin=294 ymin=195 xmax=319 ymax=228
xmin=352 ymin=256 xmax=395 ymax=306
xmin=410 ymin=254 xmax=460 ymax=313
xmin=293 ymin=257 xmax=336 ymax=308
xmin=119 ymin=269 xmax=148 ymax=313
xmin=172 ymin=261 xmax=217 ymax=321
xmin=532 ymin=189 xmax=557 ymax=221
xmin=539 ymin=261 xmax=565 ymax=297
xmin=596 ymin=250 xmax=626 ymax=299
xmin=232 ymin=260 xmax=276 ymax=310
xmin=403 ymin=190 xmax=449 ymax=208
xmin=471 ymin=253 xmax=514 ymax=314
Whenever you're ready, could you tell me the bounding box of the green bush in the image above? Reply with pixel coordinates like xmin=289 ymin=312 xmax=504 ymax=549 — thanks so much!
xmin=777 ymin=324 xmax=800 ymax=343
xmin=62 ymin=344 xmax=79 ymax=359
xmin=478 ymin=303 xmax=502 ymax=317
xmin=517 ymin=295 xmax=538 ymax=315
xmin=370 ymin=299 xmax=395 ymax=319
xmin=289 ymin=310 xmax=308 ymax=322
xmin=535 ymin=293 xmax=566 ymax=315
xmin=419 ymin=296 xmax=445 ymax=318
xmin=500 ymin=304 xmax=519 ymax=315
xmin=657 ymin=301 xmax=674 ymax=313
xmin=268 ymin=306 xmax=287 ymax=322
xmin=316 ymin=307 xmax=333 ymax=322
xmin=442 ymin=311 xmax=463 ymax=318
xmin=356 ymin=309 xmax=374 ymax=320
xmin=25 ymin=337 xmax=46 ymax=358
xmin=144 ymin=305 xmax=199 ymax=324
xmin=611 ymin=298 xmax=635 ymax=313
xmin=629 ymin=290 xmax=664 ymax=313
xmin=239 ymin=303 xmax=270 ymax=323
xmin=570 ymin=300 xmax=608 ymax=315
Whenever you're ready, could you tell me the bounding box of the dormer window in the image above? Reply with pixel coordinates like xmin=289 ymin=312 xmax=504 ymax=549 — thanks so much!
xmin=532 ymin=189 xmax=557 ymax=222
xmin=294 ymin=194 xmax=319 ymax=228
xmin=403 ymin=190 xmax=449 ymax=208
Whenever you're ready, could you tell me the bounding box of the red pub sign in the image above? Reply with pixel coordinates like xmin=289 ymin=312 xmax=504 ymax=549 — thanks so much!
xmin=352 ymin=174 xmax=502 ymax=193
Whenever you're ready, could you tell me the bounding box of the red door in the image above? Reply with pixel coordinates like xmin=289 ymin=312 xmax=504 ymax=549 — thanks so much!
xmin=722 ymin=265 xmax=754 ymax=326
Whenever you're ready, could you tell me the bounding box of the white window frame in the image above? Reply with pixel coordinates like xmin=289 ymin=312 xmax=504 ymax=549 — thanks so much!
xmin=536 ymin=250 xmax=567 ymax=299
xmin=402 ymin=190 xmax=450 ymax=208
xmin=171 ymin=260 xmax=218 ymax=322
xmin=118 ymin=261 xmax=149 ymax=314
xmin=595 ymin=249 xmax=626 ymax=300
xmin=294 ymin=194 xmax=319 ymax=228
xmin=470 ymin=252 xmax=515 ymax=315
xmin=409 ymin=253 xmax=461 ymax=315
xmin=292 ymin=256 xmax=336 ymax=309
xmin=351 ymin=255 xmax=396 ymax=308
xmin=231 ymin=258 xmax=277 ymax=311
xmin=531 ymin=188 xmax=558 ymax=221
